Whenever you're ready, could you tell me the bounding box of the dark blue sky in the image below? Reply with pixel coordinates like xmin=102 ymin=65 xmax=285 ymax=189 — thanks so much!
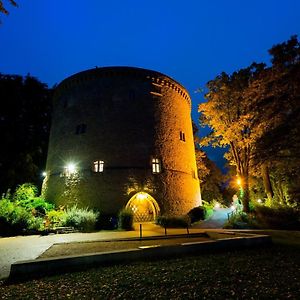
xmin=1 ymin=0 xmax=299 ymax=165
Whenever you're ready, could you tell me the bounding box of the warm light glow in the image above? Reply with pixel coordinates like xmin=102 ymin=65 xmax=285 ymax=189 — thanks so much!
xmin=94 ymin=160 xmax=104 ymax=172
xmin=136 ymin=192 xmax=147 ymax=200
xmin=237 ymin=178 xmax=242 ymax=186
xmin=65 ymin=162 xmax=76 ymax=175
xmin=257 ymin=199 xmax=262 ymax=203
xmin=42 ymin=171 xmax=47 ymax=177
xmin=214 ymin=203 xmax=220 ymax=209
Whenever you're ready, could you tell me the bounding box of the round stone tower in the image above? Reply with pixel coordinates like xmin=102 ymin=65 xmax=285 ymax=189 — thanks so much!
xmin=43 ymin=66 xmax=201 ymax=221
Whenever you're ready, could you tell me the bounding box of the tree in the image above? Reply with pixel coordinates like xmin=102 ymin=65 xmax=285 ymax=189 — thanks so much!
xmin=0 ymin=74 xmax=52 ymax=194
xmin=199 ymin=36 xmax=300 ymax=210
xmin=193 ymin=122 xmax=224 ymax=204
xmin=199 ymin=63 xmax=266 ymax=212
xmin=245 ymin=36 xmax=300 ymax=207
xmin=0 ymin=0 xmax=17 ymax=15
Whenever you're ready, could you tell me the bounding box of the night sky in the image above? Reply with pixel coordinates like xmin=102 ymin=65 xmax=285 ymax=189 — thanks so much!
xmin=1 ymin=0 xmax=299 ymax=165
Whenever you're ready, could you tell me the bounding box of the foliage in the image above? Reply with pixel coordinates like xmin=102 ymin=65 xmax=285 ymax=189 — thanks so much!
xmin=0 ymin=74 xmax=52 ymax=194
xmin=13 ymin=183 xmax=38 ymax=202
xmin=118 ymin=208 xmax=134 ymax=230
xmin=254 ymin=206 xmax=300 ymax=230
xmin=0 ymin=198 xmax=35 ymax=236
xmin=96 ymin=214 xmax=118 ymax=230
xmin=156 ymin=215 xmax=190 ymax=228
xmin=0 ymin=0 xmax=17 ymax=15
xmin=201 ymin=200 xmax=215 ymax=219
xmin=199 ymin=36 xmax=300 ymax=211
xmin=187 ymin=207 xmax=205 ymax=223
xmin=45 ymin=210 xmax=66 ymax=229
xmin=223 ymin=212 xmax=258 ymax=229
xmin=61 ymin=205 xmax=99 ymax=232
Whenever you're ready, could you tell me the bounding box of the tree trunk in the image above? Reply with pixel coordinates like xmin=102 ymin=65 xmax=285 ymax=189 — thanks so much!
xmin=261 ymin=164 xmax=273 ymax=201
xmin=242 ymin=173 xmax=250 ymax=213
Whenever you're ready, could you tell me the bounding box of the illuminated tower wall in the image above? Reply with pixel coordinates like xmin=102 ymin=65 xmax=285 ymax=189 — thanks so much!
xmin=43 ymin=67 xmax=201 ymax=218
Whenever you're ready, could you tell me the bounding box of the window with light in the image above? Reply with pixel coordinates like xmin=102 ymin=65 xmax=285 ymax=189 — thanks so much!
xmin=152 ymin=158 xmax=161 ymax=174
xmin=94 ymin=160 xmax=104 ymax=172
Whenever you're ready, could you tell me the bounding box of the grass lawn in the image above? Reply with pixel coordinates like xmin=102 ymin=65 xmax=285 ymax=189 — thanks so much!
xmin=0 ymin=232 xmax=299 ymax=299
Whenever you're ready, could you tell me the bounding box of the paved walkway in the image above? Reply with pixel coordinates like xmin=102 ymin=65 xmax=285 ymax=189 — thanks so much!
xmin=0 ymin=224 xmax=204 ymax=280
xmin=193 ymin=208 xmax=232 ymax=229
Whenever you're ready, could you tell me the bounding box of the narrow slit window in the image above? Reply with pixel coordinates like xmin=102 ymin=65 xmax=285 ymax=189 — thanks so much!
xmin=94 ymin=160 xmax=104 ymax=172
xmin=180 ymin=131 xmax=186 ymax=142
xmin=152 ymin=158 xmax=161 ymax=174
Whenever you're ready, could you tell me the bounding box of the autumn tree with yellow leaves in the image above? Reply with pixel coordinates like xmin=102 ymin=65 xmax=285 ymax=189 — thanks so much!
xmin=199 ymin=36 xmax=300 ymax=211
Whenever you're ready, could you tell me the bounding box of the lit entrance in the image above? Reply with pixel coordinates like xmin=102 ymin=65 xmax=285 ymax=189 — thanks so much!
xmin=126 ymin=192 xmax=160 ymax=222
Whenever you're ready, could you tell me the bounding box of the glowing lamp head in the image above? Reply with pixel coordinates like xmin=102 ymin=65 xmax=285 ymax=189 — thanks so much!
xmin=257 ymin=199 xmax=262 ymax=203
xmin=42 ymin=171 xmax=47 ymax=177
xmin=65 ymin=162 xmax=76 ymax=174
xmin=237 ymin=178 xmax=242 ymax=186
xmin=136 ymin=192 xmax=147 ymax=200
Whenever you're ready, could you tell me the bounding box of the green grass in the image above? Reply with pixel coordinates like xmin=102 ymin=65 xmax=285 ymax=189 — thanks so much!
xmin=1 ymin=242 xmax=299 ymax=299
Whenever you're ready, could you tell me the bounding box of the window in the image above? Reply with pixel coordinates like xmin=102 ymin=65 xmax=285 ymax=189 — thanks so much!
xmin=94 ymin=160 xmax=104 ymax=172
xmin=152 ymin=158 xmax=161 ymax=174
xmin=75 ymin=124 xmax=87 ymax=134
xmin=180 ymin=131 xmax=186 ymax=142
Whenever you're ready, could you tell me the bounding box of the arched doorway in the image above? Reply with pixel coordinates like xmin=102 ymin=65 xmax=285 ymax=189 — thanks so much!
xmin=126 ymin=192 xmax=160 ymax=222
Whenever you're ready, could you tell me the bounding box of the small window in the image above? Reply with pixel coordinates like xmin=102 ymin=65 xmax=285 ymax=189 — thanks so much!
xmin=180 ymin=131 xmax=186 ymax=142
xmin=152 ymin=158 xmax=161 ymax=174
xmin=75 ymin=124 xmax=87 ymax=134
xmin=94 ymin=160 xmax=104 ymax=172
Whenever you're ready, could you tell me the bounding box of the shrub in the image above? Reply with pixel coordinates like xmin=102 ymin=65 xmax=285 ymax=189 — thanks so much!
xmin=156 ymin=215 xmax=190 ymax=228
xmin=13 ymin=183 xmax=38 ymax=202
xmin=62 ymin=205 xmax=99 ymax=232
xmin=118 ymin=208 xmax=133 ymax=230
xmin=0 ymin=198 xmax=34 ymax=236
xmin=187 ymin=207 xmax=205 ymax=223
xmin=223 ymin=212 xmax=258 ymax=229
xmin=255 ymin=206 xmax=300 ymax=230
xmin=17 ymin=197 xmax=54 ymax=216
xmin=46 ymin=210 xmax=66 ymax=229
xmin=202 ymin=200 xmax=214 ymax=219
xmin=96 ymin=214 xmax=118 ymax=230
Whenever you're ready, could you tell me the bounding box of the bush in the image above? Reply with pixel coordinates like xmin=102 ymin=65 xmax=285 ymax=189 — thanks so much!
xmin=13 ymin=183 xmax=38 ymax=202
xmin=118 ymin=208 xmax=133 ymax=230
xmin=62 ymin=205 xmax=99 ymax=232
xmin=46 ymin=210 xmax=66 ymax=229
xmin=255 ymin=206 xmax=300 ymax=230
xmin=17 ymin=197 xmax=54 ymax=216
xmin=96 ymin=214 xmax=118 ymax=230
xmin=156 ymin=215 xmax=190 ymax=228
xmin=187 ymin=207 xmax=205 ymax=223
xmin=223 ymin=212 xmax=258 ymax=229
xmin=0 ymin=198 xmax=35 ymax=236
xmin=202 ymin=200 xmax=214 ymax=219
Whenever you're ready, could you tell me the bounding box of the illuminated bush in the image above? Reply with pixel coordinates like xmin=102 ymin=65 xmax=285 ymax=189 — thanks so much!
xmin=13 ymin=183 xmax=38 ymax=202
xmin=118 ymin=208 xmax=133 ymax=230
xmin=61 ymin=205 xmax=99 ymax=232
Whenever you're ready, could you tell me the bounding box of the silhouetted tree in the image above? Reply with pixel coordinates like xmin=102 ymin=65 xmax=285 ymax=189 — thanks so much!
xmin=0 ymin=0 xmax=17 ymax=15
xmin=0 ymin=74 xmax=52 ymax=194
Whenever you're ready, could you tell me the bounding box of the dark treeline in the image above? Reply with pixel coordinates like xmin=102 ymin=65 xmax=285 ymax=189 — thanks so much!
xmin=0 ymin=74 xmax=52 ymax=194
